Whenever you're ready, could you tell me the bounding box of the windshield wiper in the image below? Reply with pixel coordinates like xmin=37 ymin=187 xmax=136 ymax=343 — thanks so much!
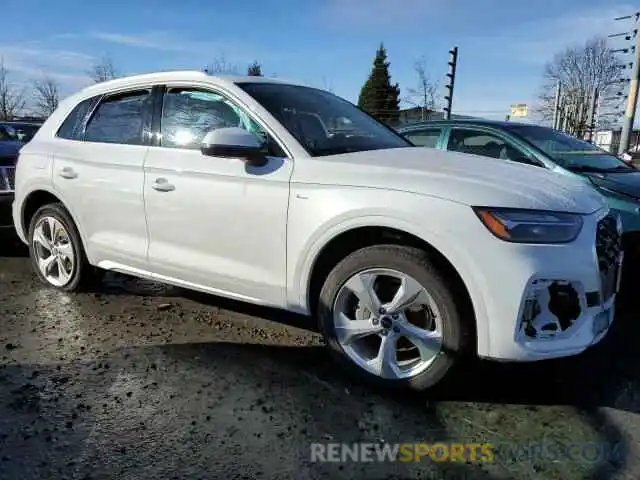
xmin=607 ymin=165 xmax=636 ymax=172
xmin=565 ymin=165 xmax=610 ymax=173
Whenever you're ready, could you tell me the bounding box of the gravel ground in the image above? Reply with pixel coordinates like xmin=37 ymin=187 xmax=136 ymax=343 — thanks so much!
xmin=1 ymin=235 xmax=640 ymax=479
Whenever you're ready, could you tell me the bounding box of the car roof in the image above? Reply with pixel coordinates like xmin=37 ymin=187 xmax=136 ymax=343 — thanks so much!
xmin=74 ymin=70 xmax=306 ymax=99
xmin=399 ymin=119 xmax=539 ymax=130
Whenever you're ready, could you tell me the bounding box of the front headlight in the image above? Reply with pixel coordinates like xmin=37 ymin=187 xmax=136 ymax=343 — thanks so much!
xmin=473 ymin=207 xmax=583 ymax=244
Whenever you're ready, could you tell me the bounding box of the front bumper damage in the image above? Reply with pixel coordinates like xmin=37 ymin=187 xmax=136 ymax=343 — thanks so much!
xmin=514 ymin=213 xmax=623 ymax=359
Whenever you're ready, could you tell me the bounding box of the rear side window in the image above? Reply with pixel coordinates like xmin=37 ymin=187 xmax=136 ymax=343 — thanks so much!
xmin=404 ymin=128 xmax=442 ymax=148
xmin=446 ymin=127 xmax=542 ymax=166
xmin=56 ymin=96 xmax=100 ymax=140
xmin=85 ymin=90 xmax=152 ymax=145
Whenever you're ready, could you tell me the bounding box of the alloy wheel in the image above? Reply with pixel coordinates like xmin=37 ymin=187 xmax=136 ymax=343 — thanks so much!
xmin=332 ymin=268 xmax=443 ymax=380
xmin=32 ymin=216 xmax=75 ymax=287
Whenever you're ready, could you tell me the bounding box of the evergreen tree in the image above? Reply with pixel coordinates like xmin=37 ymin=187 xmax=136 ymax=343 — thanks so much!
xmin=247 ymin=61 xmax=263 ymax=76
xmin=357 ymin=43 xmax=401 ymax=124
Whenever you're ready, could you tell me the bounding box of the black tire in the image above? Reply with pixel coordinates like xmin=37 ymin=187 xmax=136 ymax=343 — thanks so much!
xmin=27 ymin=203 xmax=98 ymax=292
xmin=317 ymin=244 xmax=472 ymax=391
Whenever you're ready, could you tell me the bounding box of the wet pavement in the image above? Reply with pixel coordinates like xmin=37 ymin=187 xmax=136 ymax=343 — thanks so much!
xmin=1 ymin=235 xmax=640 ymax=479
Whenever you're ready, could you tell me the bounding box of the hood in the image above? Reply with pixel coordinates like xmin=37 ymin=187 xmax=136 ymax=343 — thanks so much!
xmin=294 ymin=147 xmax=607 ymax=214
xmin=0 ymin=140 xmax=23 ymax=166
xmin=583 ymin=170 xmax=640 ymax=200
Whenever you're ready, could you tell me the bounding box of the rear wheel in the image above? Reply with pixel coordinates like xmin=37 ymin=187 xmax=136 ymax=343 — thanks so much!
xmin=28 ymin=203 xmax=96 ymax=291
xmin=318 ymin=244 xmax=471 ymax=391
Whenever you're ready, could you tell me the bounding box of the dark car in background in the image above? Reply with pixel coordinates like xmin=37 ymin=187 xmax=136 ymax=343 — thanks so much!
xmin=0 ymin=121 xmax=42 ymax=231
xmin=2 ymin=121 xmax=41 ymax=143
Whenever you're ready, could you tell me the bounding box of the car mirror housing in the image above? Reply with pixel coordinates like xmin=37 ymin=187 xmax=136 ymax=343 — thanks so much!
xmin=201 ymin=127 xmax=267 ymax=166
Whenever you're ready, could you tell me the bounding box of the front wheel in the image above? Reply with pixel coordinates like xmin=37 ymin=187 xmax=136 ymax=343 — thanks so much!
xmin=318 ymin=244 xmax=471 ymax=391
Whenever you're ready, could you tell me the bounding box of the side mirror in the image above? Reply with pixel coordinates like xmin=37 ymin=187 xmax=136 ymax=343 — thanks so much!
xmin=201 ymin=127 xmax=266 ymax=166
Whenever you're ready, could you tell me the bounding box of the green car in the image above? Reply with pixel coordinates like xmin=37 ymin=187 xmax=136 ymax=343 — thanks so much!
xmin=399 ymin=119 xmax=640 ymax=259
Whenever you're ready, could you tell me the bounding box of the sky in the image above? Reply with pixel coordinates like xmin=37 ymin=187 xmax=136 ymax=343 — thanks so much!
xmin=0 ymin=0 xmax=635 ymax=120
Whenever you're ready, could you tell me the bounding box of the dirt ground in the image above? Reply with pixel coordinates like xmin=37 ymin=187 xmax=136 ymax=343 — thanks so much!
xmin=1 ymin=235 xmax=640 ymax=480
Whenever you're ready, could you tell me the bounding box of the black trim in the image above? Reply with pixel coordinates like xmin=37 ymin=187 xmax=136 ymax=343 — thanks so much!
xmin=201 ymin=144 xmax=266 ymax=165
xmin=596 ymin=214 xmax=622 ymax=302
xmin=586 ymin=291 xmax=600 ymax=307
xmin=80 ymin=94 xmax=104 ymax=141
xmin=150 ymin=85 xmax=165 ymax=147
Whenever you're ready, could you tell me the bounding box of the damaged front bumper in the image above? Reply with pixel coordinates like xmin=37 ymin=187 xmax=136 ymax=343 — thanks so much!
xmin=514 ymin=276 xmax=618 ymax=360
xmin=480 ymin=210 xmax=623 ymax=362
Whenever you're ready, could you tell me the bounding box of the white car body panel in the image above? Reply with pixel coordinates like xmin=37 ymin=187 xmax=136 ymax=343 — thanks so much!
xmin=143 ymin=146 xmax=292 ymax=305
xmin=11 ymin=70 xmax=620 ymax=364
xmin=52 ymin=140 xmax=149 ymax=270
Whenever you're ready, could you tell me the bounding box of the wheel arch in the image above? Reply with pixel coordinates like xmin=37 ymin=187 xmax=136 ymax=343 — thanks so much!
xmin=298 ymin=218 xmax=489 ymax=356
xmin=20 ymin=188 xmax=90 ymax=259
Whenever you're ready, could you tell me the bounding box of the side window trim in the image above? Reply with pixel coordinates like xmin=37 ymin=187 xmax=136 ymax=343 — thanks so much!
xmin=157 ymin=82 xmax=291 ymax=158
xmin=150 ymin=85 xmax=165 ymax=147
xmin=79 ymin=95 xmax=104 ymax=141
xmin=83 ymin=87 xmax=154 ymax=146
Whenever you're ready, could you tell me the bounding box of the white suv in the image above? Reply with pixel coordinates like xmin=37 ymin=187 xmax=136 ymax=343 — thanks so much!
xmin=12 ymin=71 xmax=623 ymax=390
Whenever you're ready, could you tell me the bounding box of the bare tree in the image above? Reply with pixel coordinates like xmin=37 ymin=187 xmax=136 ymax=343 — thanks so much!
xmin=89 ymin=56 xmax=119 ymax=83
xmin=204 ymin=55 xmax=239 ymax=75
xmin=33 ymin=75 xmax=60 ymax=117
xmin=0 ymin=58 xmax=26 ymax=120
xmin=536 ymin=37 xmax=623 ymax=135
xmin=403 ymin=57 xmax=439 ymax=120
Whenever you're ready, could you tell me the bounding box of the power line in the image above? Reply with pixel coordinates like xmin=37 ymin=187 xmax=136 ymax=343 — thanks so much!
xmin=613 ymin=12 xmax=640 ymax=154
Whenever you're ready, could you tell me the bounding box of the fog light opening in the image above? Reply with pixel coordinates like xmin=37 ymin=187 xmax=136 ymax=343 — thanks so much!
xmin=520 ymin=280 xmax=582 ymax=339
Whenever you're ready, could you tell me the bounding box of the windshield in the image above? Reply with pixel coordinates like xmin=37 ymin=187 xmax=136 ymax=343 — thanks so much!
xmin=236 ymin=83 xmax=412 ymax=157
xmin=508 ymin=125 xmax=633 ymax=172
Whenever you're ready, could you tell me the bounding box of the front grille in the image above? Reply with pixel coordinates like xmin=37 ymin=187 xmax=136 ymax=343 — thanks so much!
xmin=596 ymin=214 xmax=622 ymax=301
xmin=0 ymin=166 xmax=15 ymax=192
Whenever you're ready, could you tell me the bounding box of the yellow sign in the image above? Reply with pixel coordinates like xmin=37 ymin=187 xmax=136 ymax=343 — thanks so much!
xmin=511 ymin=104 xmax=528 ymax=117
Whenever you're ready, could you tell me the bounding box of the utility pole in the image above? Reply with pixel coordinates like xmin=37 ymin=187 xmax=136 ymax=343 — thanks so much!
xmin=615 ymin=13 xmax=640 ymax=154
xmin=552 ymin=82 xmax=561 ymax=129
xmin=619 ymin=31 xmax=640 ymax=154
xmin=443 ymin=47 xmax=458 ymax=120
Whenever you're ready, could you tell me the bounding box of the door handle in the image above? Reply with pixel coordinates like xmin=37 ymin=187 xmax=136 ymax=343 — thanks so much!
xmin=151 ymin=178 xmax=175 ymax=192
xmin=59 ymin=167 xmax=77 ymax=179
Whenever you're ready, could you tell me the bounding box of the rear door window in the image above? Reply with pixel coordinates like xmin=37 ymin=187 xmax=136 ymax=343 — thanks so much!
xmin=85 ymin=90 xmax=152 ymax=145
xmin=403 ymin=128 xmax=442 ymax=148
